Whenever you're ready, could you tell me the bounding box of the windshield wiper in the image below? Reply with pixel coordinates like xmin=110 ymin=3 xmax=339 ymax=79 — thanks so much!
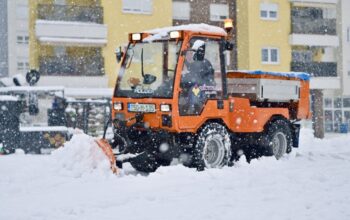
xmin=141 ymin=48 xmax=145 ymax=78
xmin=140 ymin=48 xmax=157 ymax=85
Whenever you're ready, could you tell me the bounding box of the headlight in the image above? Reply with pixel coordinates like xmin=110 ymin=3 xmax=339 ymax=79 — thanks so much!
xmin=160 ymin=104 xmax=171 ymax=112
xmin=169 ymin=31 xmax=182 ymax=39
xmin=131 ymin=33 xmax=141 ymax=41
xmin=113 ymin=102 xmax=123 ymax=111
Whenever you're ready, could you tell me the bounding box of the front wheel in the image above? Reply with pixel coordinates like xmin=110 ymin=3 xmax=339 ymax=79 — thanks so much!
xmin=192 ymin=123 xmax=232 ymax=170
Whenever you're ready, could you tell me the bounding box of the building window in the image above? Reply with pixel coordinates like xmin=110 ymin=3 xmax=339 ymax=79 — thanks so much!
xmin=210 ymin=4 xmax=229 ymax=21
xmin=17 ymin=62 xmax=29 ymax=71
xmin=260 ymin=3 xmax=278 ymax=20
xmin=334 ymin=98 xmax=342 ymax=108
xmin=17 ymin=35 xmax=29 ymax=44
xmin=322 ymin=7 xmax=336 ymax=19
xmin=261 ymin=48 xmax=279 ymax=64
xmin=343 ymin=98 xmax=350 ymax=108
xmin=324 ymin=98 xmax=333 ymax=108
xmin=173 ymin=2 xmax=190 ymax=20
xmin=17 ymin=62 xmax=24 ymax=71
xmin=122 ymin=0 xmax=152 ymax=14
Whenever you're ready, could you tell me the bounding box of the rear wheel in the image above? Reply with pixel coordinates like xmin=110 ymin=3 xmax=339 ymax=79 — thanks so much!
xmin=264 ymin=119 xmax=293 ymax=159
xmin=192 ymin=123 xmax=232 ymax=170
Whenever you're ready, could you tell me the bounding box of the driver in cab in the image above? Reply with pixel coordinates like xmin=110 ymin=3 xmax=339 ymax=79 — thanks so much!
xmin=180 ymin=40 xmax=215 ymax=114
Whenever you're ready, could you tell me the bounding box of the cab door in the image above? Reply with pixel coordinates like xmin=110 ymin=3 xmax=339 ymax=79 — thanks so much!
xmin=178 ymin=37 xmax=226 ymax=130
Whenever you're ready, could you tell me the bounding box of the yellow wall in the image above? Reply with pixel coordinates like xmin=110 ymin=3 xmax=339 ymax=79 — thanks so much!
xmin=29 ymin=0 xmax=104 ymax=68
xmin=237 ymin=0 xmax=291 ymax=72
xmin=29 ymin=0 xmax=172 ymax=87
xmin=101 ymin=0 xmax=172 ymax=87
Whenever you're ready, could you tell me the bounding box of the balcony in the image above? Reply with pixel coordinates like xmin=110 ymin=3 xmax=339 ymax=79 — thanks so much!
xmin=291 ymin=62 xmax=337 ymax=77
xmin=39 ymin=56 xmax=104 ymax=76
xmin=289 ymin=0 xmax=337 ymax=4
xmin=38 ymin=4 xmax=103 ymax=24
xmin=292 ymin=18 xmax=336 ymax=35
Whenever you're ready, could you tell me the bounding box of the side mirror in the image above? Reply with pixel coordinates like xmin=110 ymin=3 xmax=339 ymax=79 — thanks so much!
xmin=115 ymin=47 xmax=124 ymax=63
xmin=225 ymin=41 xmax=234 ymax=51
xmin=26 ymin=69 xmax=40 ymax=86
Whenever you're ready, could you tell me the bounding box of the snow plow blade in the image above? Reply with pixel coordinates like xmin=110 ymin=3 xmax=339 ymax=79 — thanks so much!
xmin=95 ymin=139 xmax=118 ymax=174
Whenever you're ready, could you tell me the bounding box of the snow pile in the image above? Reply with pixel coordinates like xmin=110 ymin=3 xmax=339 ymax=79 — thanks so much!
xmin=1 ymin=128 xmax=350 ymax=220
xmin=0 ymin=95 xmax=19 ymax=101
xmin=51 ymin=130 xmax=111 ymax=177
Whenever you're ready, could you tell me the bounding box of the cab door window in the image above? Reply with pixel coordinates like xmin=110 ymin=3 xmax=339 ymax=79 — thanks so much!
xmin=179 ymin=38 xmax=223 ymax=115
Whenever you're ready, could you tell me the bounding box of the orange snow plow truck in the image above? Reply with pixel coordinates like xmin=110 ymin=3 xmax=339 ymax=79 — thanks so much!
xmin=96 ymin=21 xmax=311 ymax=173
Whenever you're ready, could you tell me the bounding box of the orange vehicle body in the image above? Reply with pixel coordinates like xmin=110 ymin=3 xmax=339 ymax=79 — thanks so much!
xmin=98 ymin=24 xmax=311 ymax=173
xmin=111 ymin=30 xmax=310 ymax=134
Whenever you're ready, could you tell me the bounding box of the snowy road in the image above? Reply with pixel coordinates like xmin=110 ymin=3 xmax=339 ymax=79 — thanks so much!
xmin=1 ymin=129 xmax=350 ymax=220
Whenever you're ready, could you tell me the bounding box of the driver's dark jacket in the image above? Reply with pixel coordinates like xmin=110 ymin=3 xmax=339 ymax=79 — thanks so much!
xmin=181 ymin=59 xmax=215 ymax=87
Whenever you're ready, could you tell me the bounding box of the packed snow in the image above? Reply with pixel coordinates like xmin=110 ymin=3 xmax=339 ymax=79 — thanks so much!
xmin=0 ymin=95 xmax=19 ymax=101
xmin=237 ymin=70 xmax=310 ymax=81
xmin=1 ymin=129 xmax=350 ymax=220
xmin=143 ymin=23 xmax=227 ymax=42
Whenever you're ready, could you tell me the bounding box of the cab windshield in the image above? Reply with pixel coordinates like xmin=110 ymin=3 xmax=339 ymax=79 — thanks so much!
xmin=115 ymin=40 xmax=182 ymax=98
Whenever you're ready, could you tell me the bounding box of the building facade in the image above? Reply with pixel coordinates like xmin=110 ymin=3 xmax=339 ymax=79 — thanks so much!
xmin=235 ymin=0 xmax=350 ymax=136
xmin=322 ymin=0 xmax=350 ymax=133
xmin=236 ymin=0 xmax=292 ymax=73
xmin=172 ymin=0 xmax=237 ymax=69
xmin=0 ymin=0 xmax=30 ymax=78
xmin=0 ymin=0 xmax=8 ymax=77
xmin=29 ymin=0 xmax=172 ymax=88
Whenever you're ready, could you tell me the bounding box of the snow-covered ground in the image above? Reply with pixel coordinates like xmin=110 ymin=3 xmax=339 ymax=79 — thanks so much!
xmin=1 ymin=129 xmax=350 ymax=220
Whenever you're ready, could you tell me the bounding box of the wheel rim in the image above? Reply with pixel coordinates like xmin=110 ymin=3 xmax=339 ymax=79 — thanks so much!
xmin=203 ymin=134 xmax=226 ymax=168
xmin=272 ymin=132 xmax=287 ymax=159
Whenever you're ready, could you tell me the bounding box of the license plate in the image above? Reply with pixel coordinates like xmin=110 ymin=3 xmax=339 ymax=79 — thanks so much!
xmin=127 ymin=103 xmax=156 ymax=113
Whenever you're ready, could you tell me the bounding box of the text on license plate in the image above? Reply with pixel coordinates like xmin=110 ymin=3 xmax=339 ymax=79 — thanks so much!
xmin=127 ymin=103 xmax=156 ymax=113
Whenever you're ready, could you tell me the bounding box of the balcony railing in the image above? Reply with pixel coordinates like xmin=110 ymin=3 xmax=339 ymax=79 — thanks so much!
xmin=291 ymin=18 xmax=337 ymax=35
xmin=291 ymin=62 xmax=337 ymax=77
xmin=38 ymin=4 xmax=103 ymax=24
xmin=39 ymin=56 xmax=104 ymax=76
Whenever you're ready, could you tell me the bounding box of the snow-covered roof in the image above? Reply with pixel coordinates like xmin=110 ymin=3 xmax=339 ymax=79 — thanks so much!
xmin=20 ymin=126 xmax=69 ymax=132
xmin=38 ymin=37 xmax=107 ymax=46
xmin=65 ymin=88 xmax=113 ymax=97
xmin=0 ymin=77 xmax=16 ymax=87
xmin=0 ymin=87 xmax=113 ymax=98
xmin=236 ymin=70 xmax=310 ymax=81
xmin=143 ymin=23 xmax=227 ymax=42
xmin=0 ymin=95 xmax=19 ymax=102
xmin=0 ymin=86 xmax=65 ymax=93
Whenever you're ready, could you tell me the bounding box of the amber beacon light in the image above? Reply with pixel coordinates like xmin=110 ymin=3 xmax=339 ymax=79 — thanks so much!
xmin=224 ymin=18 xmax=233 ymax=33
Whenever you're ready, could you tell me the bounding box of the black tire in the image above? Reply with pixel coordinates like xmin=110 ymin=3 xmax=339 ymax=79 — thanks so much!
xmin=130 ymin=152 xmax=161 ymax=173
xmin=192 ymin=123 xmax=232 ymax=170
xmin=264 ymin=119 xmax=293 ymax=159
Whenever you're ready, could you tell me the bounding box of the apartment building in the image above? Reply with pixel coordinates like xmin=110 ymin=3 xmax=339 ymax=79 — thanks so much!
xmin=288 ymin=0 xmax=340 ymax=136
xmin=29 ymin=0 xmax=172 ymax=88
xmin=0 ymin=0 xmax=30 ymax=78
xmin=322 ymin=0 xmax=350 ymax=133
xmin=236 ymin=0 xmax=292 ymax=73
xmin=172 ymin=0 xmax=237 ymax=69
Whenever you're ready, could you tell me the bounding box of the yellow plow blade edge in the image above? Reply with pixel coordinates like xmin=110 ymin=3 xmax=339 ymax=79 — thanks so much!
xmin=95 ymin=139 xmax=118 ymax=174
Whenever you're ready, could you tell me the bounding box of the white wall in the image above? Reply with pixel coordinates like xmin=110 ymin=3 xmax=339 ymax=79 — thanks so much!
xmin=321 ymin=47 xmax=336 ymax=62
xmin=7 ymin=0 xmax=29 ymax=77
xmin=341 ymin=0 xmax=350 ymax=95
